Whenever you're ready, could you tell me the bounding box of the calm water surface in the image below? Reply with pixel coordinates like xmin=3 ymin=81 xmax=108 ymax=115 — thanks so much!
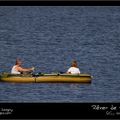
xmin=0 ymin=6 xmax=120 ymax=102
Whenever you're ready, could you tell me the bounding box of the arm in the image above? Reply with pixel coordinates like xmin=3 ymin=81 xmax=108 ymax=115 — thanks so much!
xmin=17 ymin=66 xmax=34 ymax=72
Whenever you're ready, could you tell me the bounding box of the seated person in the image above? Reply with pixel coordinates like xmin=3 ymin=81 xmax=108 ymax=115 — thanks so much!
xmin=11 ymin=58 xmax=34 ymax=74
xmin=67 ymin=60 xmax=80 ymax=74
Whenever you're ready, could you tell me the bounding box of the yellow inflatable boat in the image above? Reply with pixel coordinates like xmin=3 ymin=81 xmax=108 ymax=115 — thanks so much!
xmin=0 ymin=73 xmax=92 ymax=83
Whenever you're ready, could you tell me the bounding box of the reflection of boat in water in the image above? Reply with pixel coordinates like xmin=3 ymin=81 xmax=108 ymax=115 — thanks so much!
xmin=0 ymin=73 xmax=92 ymax=83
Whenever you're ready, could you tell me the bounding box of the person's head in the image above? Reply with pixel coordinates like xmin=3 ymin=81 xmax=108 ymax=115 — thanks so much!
xmin=71 ymin=60 xmax=78 ymax=68
xmin=15 ymin=58 xmax=22 ymax=66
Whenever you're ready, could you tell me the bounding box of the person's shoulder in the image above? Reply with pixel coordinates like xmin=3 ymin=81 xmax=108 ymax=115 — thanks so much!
xmin=68 ymin=67 xmax=72 ymax=69
xmin=73 ymin=67 xmax=78 ymax=69
xmin=68 ymin=67 xmax=73 ymax=71
xmin=70 ymin=67 xmax=78 ymax=70
xmin=69 ymin=67 xmax=74 ymax=69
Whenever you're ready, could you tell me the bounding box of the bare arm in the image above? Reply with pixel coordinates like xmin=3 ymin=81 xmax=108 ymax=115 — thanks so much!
xmin=16 ymin=66 xmax=34 ymax=72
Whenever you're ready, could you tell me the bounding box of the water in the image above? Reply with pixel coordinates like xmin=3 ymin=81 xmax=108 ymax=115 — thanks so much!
xmin=0 ymin=6 xmax=120 ymax=102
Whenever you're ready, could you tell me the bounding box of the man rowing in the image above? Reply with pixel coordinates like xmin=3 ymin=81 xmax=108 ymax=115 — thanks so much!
xmin=67 ymin=60 xmax=80 ymax=74
xmin=11 ymin=58 xmax=34 ymax=74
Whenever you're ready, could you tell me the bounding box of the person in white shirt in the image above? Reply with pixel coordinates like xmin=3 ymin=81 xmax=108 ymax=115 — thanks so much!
xmin=11 ymin=58 xmax=34 ymax=74
xmin=67 ymin=60 xmax=80 ymax=74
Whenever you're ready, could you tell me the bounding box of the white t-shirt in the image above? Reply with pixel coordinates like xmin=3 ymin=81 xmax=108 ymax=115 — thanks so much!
xmin=67 ymin=67 xmax=80 ymax=74
xmin=11 ymin=65 xmax=21 ymax=74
